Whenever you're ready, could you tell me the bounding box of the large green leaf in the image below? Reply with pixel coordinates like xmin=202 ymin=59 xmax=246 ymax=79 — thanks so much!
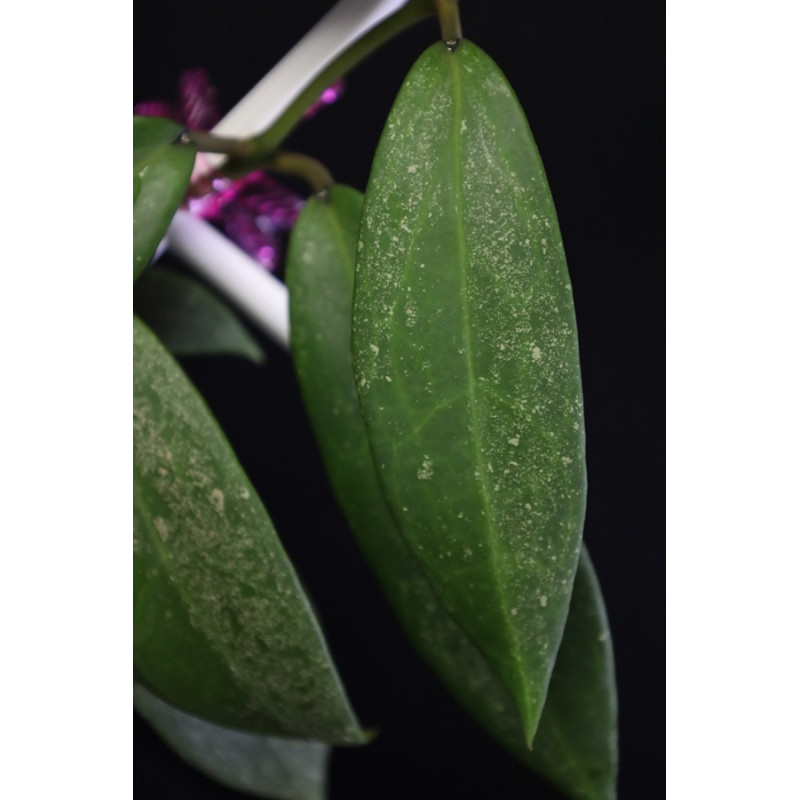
xmin=351 ymin=40 xmax=587 ymax=744
xmin=287 ymin=186 xmax=616 ymax=799
xmin=134 ymin=267 xmax=265 ymax=363
xmin=133 ymin=315 xmax=364 ymax=743
xmin=134 ymin=682 xmax=329 ymax=800
xmin=133 ymin=116 xmax=196 ymax=280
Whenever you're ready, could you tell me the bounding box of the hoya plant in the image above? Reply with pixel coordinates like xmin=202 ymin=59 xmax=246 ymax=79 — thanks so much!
xmin=134 ymin=1 xmax=650 ymax=797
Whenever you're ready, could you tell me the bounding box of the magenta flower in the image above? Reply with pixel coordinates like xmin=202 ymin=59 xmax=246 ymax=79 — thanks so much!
xmin=135 ymin=69 xmax=344 ymax=273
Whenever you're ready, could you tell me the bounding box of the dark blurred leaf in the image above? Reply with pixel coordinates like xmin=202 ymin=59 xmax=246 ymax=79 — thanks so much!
xmin=134 ymin=268 xmax=264 ymax=362
xmin=135 ymin=682 xmax=329 ymax=800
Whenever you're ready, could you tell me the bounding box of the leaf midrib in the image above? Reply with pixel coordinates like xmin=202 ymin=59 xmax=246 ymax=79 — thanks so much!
xmin=447 ymin=48 xmax=532 ymax=735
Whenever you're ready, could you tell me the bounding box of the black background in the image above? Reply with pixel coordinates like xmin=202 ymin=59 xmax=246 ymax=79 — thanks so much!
xmin=134 ymin=1 xmax=663 ymax=797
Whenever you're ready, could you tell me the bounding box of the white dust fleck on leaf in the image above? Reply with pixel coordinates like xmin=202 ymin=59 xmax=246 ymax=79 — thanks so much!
xmin=209 ymin=488 xmax=225 ymax=514
xmin=154 ymin=517 xmax=169 ymax=542
xmin=417 ymin=455 xmax=434 ymax=480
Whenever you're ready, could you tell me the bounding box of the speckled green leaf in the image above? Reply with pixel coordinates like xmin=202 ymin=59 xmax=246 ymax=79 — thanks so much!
xmin=133 ymin=316 xmax=363 ymax=743
xmin=134 ymin=682 xmax=329 ymax=800
xmin=134 ymin=267 xmax=264 ymax=362
xmin=352 ymin=41 xmax=587 ymax=744
xmin=133 ymin=116 xmax=195 ymax=280
xmin=287 ymin=187 xmax=616 ymax=799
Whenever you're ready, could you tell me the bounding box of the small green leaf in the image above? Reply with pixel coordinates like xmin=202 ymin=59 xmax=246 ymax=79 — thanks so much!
xmin=133 ymin=116 xmax=196 ymax=281
xmin=134 ymin=682 xmax=329 ymax=800
xmin=134 ymin=267 xmax=265 ymax=362
xmin=352 ymin=40 xmax=587 ymax=744
xmin=133 ymin=316 xmax=363 ymax=743
xmin=287 ymin=186 xmax=616 ymax=799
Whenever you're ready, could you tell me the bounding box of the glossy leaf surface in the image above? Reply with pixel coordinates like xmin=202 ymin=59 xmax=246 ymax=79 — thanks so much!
xmin=133 ymin=316 xmax=363 ymax=743
xmin=134 ymin=267 xmax=264 ymax=362
xmin=287 ymin=186 xmax=616 ymax=799
xmin=352 ymin=40 xmax=587 ymax=742
xmin=133 ymin=116 xmax=195 ymax=280
xmin=134 ymin=682 xmax=329 ymax=800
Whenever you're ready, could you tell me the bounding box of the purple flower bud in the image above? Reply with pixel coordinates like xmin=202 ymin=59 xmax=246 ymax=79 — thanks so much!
xmin=303 ymin=78 xmax=345 ymax=119
xmin=178 ymin=69 xmax=220 ymax=131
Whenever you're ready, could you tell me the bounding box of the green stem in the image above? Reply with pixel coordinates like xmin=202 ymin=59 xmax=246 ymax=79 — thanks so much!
xmin=181 ymin=130 xmax=253 ymax=160
xmin=181 ymin=0 xmax=437 ymax=169
xmin=434 ymin=0 xmax=462 ymax=46
xmin=263 ymin=150 xmax=333 ymax=194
